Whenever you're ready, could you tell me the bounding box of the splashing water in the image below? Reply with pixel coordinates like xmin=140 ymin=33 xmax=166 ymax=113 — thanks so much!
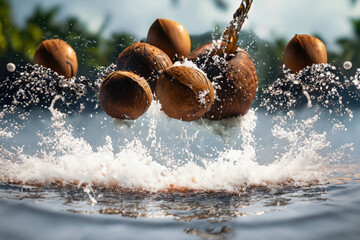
xmin=261 ymin=64 xmax=360 ymax=116
xmin=1 ymin=60 xmax=359 ymax=193
xmin=343 ymin=61 xmax=352 ymax=70
xmin=0 ymin=103 xmax=329 ymax=191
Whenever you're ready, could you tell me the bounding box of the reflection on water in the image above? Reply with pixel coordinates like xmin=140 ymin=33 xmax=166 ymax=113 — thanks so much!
xmin=0 ymin=182 xmax=333 ymax=222
xmin=185 ymin=226 xmax=234 ymax=240
xmin=6 ymin=179 xmax=359 ymax=240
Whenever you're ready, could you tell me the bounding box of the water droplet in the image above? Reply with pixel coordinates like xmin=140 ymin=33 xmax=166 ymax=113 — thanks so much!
xmin=343 ymin=61 xmax=352 ymax=70
xmin=7 ymin=63 xmax=16 ymax=72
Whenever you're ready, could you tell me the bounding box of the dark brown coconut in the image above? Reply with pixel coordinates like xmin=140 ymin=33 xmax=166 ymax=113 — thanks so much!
xmin=99 ymin=71 xmax=152 ymax=120
xmin=155 ymin=66 xmax=214 ymax=121
xmin=116 ymin=42 xmax=172 ymax=91
xmin=147 ymin=18 xmax=191 ymax=62
xmin=188 ymin=42 xmax=257 ymax=120
xmin=33 ymin=39 xmax=78 ymax=78
xmin=283 ymin=34 xmax=327 ymax=72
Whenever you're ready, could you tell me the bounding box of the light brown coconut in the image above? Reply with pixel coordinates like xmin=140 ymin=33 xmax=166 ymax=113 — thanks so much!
xmin=116 ymin=42 xmax=172 ymax=91
xmin=283 ymin=34 xmax=327 ymax=72
xmin=33 ymin=39 xmax=78 ymax=78
xmin=99 ymin=71 xmax=152 ymax=120
xmin=188 ymin=41 xmax=257 ymax=120
xmin=155 ymin=66 xmax=214 ymax=121
xmin=147 ymin=18 xmax=191 ymax=62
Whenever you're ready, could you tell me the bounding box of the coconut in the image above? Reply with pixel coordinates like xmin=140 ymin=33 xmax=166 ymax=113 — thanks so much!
xmin=147 ymin=18 xmax=191 ymax=62
xmin=116 ymin=42 xmax=172 ymax=91
xmin=33 ymin=39 xmax=78 ymax=78
xmin=99 ymin=71 xmax=152 ymax=120
xmin=188 ymin=41 xmax=257 ymax=119
xmin=283 ymin=34 xmax=327 ymax=72
xmin=155 ymin=65 xmax=214 ymax=121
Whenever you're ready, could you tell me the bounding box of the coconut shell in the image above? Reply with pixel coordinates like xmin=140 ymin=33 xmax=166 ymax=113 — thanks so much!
xmin=147 ymin=18 xmax=191 ymax=62
xmin=155 ymin=66 xmax=214 ymax=121
xmin=283 ymin=34 xmax=327 ymax=72
xmin=99 ymin=71 xmax=152 ymax=120
xmin=189 ymin=42 xmax=257 ymax=120
xmin=33 ymin=39 xmax=78 ymax=78
xmin=116 ymin=42 xmax=172 ymax=91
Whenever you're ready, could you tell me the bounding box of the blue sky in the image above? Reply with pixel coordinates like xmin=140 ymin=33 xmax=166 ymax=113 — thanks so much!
xmin=9 ymin=0 xmax=360 ymax=50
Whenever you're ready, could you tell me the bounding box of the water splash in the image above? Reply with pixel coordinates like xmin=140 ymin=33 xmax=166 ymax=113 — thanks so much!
xmin=261 ymin=64 xmax=360 ymax=116
xmin=0 ymin=100 xmax=331 ymax=192
xmin=0 ymin=60 xmax=359 ymax=193
xmin=343 ymin=61 xmax=352 ymax=70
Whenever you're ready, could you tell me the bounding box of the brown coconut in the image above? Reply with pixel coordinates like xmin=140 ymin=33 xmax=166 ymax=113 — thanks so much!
xmin=188 ymin=42 xmax=257 ymax=120
xmin=283 ymin=34 xmax=327 ymax=72
xmin=155 ymin=66 xmax=214 ymax=121
xmin=33 ymin=39 xmax=78 ymax=78
xmin=147 ymin=18 xmax=191 ymax=62
xmin=116 ymin=42 xmax=172 ymax=91
xmin=99 ymin=71 xmax=152 ymax=120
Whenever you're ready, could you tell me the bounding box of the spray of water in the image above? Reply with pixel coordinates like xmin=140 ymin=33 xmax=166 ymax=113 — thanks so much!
xmin=261 ymin=64 xmax=360 ymax=116
xmin=1 ymin=40 xmax=359 ymax=193
xmin=1 ymin=65 xmax=349 ymax=192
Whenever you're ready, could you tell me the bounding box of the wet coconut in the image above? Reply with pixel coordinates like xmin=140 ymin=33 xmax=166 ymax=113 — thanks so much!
xmin=99 ymin=71 xmax=152 ymax=120
xmin=188 ymin=1 xmax=257 ymax=120
xmin=147 ymin=18 xmax=191 ymax=62
xmin=116 ymin=42 xmax=172 ymax=91
xmin=283 ymin=34 xmax=327 ymax=73
xmin=188 ymin=42 xmax=257 ymax=119
xmin=33 ymin=39 xmax=78 ymax=78
xmin=155 ymin=66 xmax=214 ymax=121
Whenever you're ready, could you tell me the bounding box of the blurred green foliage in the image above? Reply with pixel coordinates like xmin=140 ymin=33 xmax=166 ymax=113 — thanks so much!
xmin=1 ymin=0 xmax=359 ymax=91
xmin=0 ymin=0 xmax=137 ymax=77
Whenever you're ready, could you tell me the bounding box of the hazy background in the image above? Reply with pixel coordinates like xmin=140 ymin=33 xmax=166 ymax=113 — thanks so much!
xmin=9 ymin=0 xmax=360 ymax=50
